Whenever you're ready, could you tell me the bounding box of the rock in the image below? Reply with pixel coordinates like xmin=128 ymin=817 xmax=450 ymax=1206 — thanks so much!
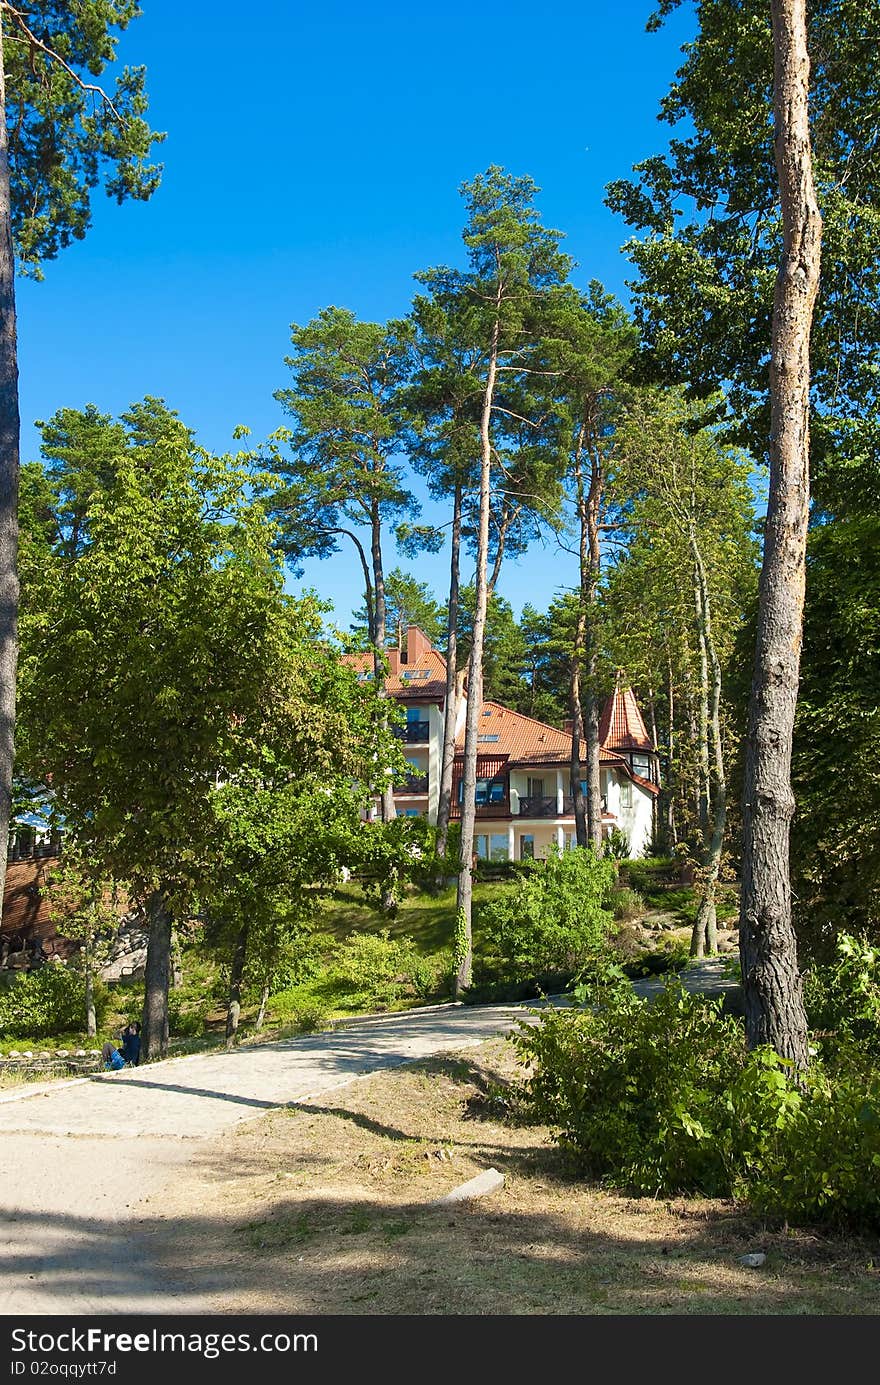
xmin=739 ymin=1252 xmax=766 ymax=1268
xmin=429 ymin=1168 xmax=505 ymax=1206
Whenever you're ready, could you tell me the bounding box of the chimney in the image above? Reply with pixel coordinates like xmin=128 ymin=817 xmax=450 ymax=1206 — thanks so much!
xmin=406 ymin=625 xmax=433 ymax=664
xmin=387 ymin=647 xmax=400 ymax=676
xmin=563 ymin=719 xmax=573 ymax=735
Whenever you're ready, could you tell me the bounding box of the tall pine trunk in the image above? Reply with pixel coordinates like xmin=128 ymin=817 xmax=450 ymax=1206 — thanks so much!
xmin=454 ymin=313 xmax=499 ymax=996
xmin=435 ymin=481 xmax=462 ymax=859
xmin=371 ymin=501 xmax=397 ymax=826
xmin=84 ymin=949 xmax=96 ymax=1038
xmin=739 ymin=0 xmax=819 ymax=1069
xmin=0 ymin=19 xmax=20 ymax=910
xmin=690 ymin=549 xmax=725 ymax=957
xmin=141 ymin=887 xmax=173 ymax=1062
xmin=570 ymin=427 xmax=603 ymax=850
xmin=225 ymin=923 xmax=248 ymax=1048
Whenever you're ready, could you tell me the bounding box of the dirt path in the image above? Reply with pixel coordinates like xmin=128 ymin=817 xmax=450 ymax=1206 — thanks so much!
xmin=0 ymin=964 xmax=738 ymax=1315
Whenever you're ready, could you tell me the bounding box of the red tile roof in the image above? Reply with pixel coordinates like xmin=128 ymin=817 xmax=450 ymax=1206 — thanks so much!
xmin=344 ymin=646 xmax=448 ymax=703
xmin=455 ymin=700 xmax=624 ymax=769
xmin=598 ymin=681 xmax=654 ymax=752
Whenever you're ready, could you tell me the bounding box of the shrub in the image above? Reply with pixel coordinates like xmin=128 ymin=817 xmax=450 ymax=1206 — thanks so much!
xmin=329 ymin=929 xmax=422 ymax=1009
xmin=612 ymin=888 xmax=645 ymax=922
xmin=514 ymin=977 xmax=880 ymax=1229
xmin=286 ymin=1000 xmax=331 ymax=1034
xmin=167 ymin=993 xmax=207 ymax=1037
xmin=0 ymin=964 xmax=109 ymax=1038
xmin=514 ymin=981 xmax=752 ymax=1194
xmin=747 ymin=1059 xmax=880 ymax=1230
xmin=802 ymin=932 xmax=880 ymax=1062
xmin=477 ymin=847 xmax=616 ymax=985
xmin=604 ymin=827 xmax=630 ymax=860
xmin=623 ymin=936 xmax=690 ymax=978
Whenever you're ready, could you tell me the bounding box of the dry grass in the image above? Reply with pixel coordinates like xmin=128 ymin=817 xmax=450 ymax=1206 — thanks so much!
xmin=146 ymin=1038 xmax=880 ymax=1315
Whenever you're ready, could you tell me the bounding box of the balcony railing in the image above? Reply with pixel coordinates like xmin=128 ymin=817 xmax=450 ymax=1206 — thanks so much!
xmin=393 ymin=721 xmax=430 ymax=743
xmin=517 ymin=795 xmax=559 ymax=818
xmin=397 ymin=774 xmax=429 ymax=795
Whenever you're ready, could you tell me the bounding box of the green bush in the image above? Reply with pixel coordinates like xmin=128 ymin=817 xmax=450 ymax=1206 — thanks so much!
xmin=747 ymin=1058 xmax=880 ymax=1229
xmin=167 ymin=992 xmax=207 ymax=1037
xmin=477 ymin=847 xmax=616 ymax=985
xmin=514 ymin=977 xmax=880 ymax=1229
xmin=604 ymin=827 xmax=631 ymax=860
xmin=802 ymin=932 xmax=880 ymax=1062
xmin=514 ymin=981 xmax=755 ymax=1194
xmin=623 ymin=936 xmax=690 ymax=978
xmin=0 ymin=964 xmax=109 ymax=1038
xmin=329 ymin=929 xmax=423 ymax=1009
xmin=612 ymin=888 xmax=645 ymax=922
xmin=285 ymin=1000 xmax=331 ymax=1033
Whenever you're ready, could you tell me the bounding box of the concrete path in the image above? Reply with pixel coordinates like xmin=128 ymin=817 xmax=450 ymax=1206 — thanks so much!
xmin=0 ymin=961 xmax=739 ymax=1315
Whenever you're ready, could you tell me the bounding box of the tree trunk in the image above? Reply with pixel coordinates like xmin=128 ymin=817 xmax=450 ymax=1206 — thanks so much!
xmin=435 ymin=481 xmax=462 ymax=860
xmin=690 ymin=547 xmax=725 ymax=958
xmin=371 ymin=501 xmax=397 ymax=824
xmin=225 ymin=923 xmax=248 ymax=1049
xmin=255 ymin=981 xmax=269 ymax=1032
xmin=170 ymin=928 xmax=182 ymax=988
xmin=454 ymin=311 xmax=500 ymax=996
xmin=582 ymin=446 xmax=604 ymax=851
xmin=141 ymin=888 xmax=173 ymax=1062
xmin=0 ymin=17 xmax=21 ymax=914
xmin=570 ymin=425 xmax=603 ymax=850
xmin=665 ymin=652 xmax=677 ymax=848
xmin=84 ymin=952 xmax=96 ymax=1038
xmin=739 ymin=0 xmax=819 ymax=1071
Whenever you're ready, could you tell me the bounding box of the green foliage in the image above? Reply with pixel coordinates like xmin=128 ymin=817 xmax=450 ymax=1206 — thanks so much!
xmin=514 ymin=982 xmax=794 ymax=1196
xmin=623 ymin=937 xmax=690 ymax=978
xmin=516 ymin=977 xmax=880 ymax=1229
xmin=604 ymin=827 xmax=630 ymax=860
xmin=167 ymin=993 xmax=207 ymax=1038
xmin=606 ymin=0 xmax=880 ymax=512
xmin=477 ymin=848 xmax=616 ymax=984
xmin=4 ymin=1 xmax=164 ymax=277
xmin=328 ymin=930 xmax=427 ymax=1011
xmin=611 ymin=887 xmax=645 ymax=922
xmin=0 ymin=965 xmax=108 ymax=1039
xmin=802 ymin=933 xmax=880 ymax=1062
xmin=793 ymin=516 xmax=880 ymax=948
xmin=746 ymin=1064 xmax=880 ymax=1230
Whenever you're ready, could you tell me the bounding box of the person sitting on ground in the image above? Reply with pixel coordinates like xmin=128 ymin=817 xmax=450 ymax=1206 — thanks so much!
xmin=101 ymin=1041 xmax=125 ymax=1072
xmin=119 ymin=1021 xmax=141 ymax=1067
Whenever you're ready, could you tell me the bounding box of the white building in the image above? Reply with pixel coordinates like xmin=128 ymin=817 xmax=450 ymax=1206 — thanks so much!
xmin=351 ymin=626 xmax=660 ymax=859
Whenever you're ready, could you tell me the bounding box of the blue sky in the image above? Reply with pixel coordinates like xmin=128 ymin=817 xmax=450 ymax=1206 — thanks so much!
xmin=17 ymin=0 xmax=695 ymax=630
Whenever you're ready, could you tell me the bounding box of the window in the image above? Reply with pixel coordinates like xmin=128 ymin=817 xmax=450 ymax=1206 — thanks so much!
xmin=565 ymin=833 xmax=577 ymax=851
xmin=620 ymin=780 xmax=633 ymax=809
xmin=489 ymin=833 xmax=509 ymax=861
xmin=464 ymin=777 xmax=506 ymax=805
xmin=474 ymin=834 xmax=489 ymax=859
xmin=520 ymin=834 xmax=534 ymax=860
xmin=478 ymin=734 xmax=500 ymax=742
xmin=403 ymin=808 xmax=422 ymax=817
xmin=632 ymin=754 xmax=651 ymax=779
xmin=406 ymin=706 xmax=421 ymax=722
xmin=527 ymin=777 xmax=544 ymax=798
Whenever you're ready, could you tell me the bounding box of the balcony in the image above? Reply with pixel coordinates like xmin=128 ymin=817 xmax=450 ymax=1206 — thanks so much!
xmin=397 ymin=774 xmax=429 ymax=795
xmin=393 ymin=721 xmax=430 ymax=743
xmin=517 ymin=795 xmax=559 ymax=819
